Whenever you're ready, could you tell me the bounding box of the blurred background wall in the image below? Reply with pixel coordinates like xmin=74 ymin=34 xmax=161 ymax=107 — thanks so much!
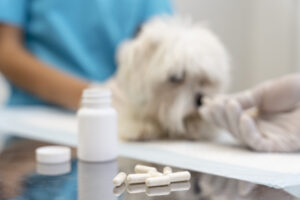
xmin=0 ymin=0 xmax=299 ymax=101
xmin=174 ymin=0 xmax=299 ymax=92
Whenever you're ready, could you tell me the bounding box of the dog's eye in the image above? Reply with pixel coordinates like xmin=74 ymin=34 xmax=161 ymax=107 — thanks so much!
xmin=168 ymin=71 xmax=185 ymax=84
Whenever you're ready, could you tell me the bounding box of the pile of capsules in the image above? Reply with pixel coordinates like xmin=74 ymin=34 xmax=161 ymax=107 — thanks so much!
xmin=112 ymin=164 xmax=191 ymax=196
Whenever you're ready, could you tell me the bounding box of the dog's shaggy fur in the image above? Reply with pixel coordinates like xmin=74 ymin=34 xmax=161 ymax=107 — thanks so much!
xmin=115 ymin=16 xmax=230 ymax=141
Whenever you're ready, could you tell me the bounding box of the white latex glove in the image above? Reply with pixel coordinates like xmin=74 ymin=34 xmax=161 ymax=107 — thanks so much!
xmin=200 ymin=74 xmax=300 ymax=152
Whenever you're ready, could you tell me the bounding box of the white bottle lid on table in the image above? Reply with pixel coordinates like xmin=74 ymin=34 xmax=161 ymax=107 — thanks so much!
xmin=36 ymin=146 xmax=71 ymax=164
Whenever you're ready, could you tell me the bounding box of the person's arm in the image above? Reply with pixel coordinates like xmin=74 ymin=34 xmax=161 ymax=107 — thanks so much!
xmin=0 ymin=24 xmax=90 ymax=109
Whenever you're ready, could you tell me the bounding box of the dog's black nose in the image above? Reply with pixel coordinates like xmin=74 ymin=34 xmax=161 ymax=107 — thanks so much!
xmin=195 ymin=93 xmax=203 ymax=107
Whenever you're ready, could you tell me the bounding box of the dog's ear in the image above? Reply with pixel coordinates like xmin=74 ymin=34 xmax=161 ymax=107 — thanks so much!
xmin=117 ymin=33 xmax=161 ymax=69
xmin=116 ymin=40 xmax=133 ymax=69
xmin=139 ymin=35 xmax=161 ymax=59
xmin=116 ymin=29 xmax=162 ymax=104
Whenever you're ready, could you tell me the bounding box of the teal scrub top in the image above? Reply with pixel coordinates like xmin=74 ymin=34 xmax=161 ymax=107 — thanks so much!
xmin=0 ymin=0 xmax=172 ymax=106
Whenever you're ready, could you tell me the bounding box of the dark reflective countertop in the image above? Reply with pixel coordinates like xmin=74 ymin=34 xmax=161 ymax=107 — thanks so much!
xmin=0 ymin=139 xmax=298 ymax=200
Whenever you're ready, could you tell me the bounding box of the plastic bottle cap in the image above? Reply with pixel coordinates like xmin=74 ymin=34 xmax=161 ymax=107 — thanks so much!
xmin=36 ymin=146 xmax=71 ymax=164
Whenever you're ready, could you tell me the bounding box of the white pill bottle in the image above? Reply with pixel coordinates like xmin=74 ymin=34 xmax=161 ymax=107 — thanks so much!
xmin=77 ymin=88 xmax=118 ymax=162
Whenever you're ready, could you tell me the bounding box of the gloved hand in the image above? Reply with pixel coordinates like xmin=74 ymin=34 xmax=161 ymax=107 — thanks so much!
xmin=199 ymin=74 xmax=300 ymax=152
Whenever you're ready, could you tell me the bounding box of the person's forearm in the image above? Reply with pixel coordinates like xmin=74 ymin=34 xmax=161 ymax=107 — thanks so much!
xmin=0 ymin=39 xmax=89 ymax=109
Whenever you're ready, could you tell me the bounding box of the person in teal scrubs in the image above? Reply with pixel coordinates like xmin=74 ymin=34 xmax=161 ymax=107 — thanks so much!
xmin=0 ymin=1 xmax=172 ymax=199
xmin=0 ymin=0 xmax=172 ymax=110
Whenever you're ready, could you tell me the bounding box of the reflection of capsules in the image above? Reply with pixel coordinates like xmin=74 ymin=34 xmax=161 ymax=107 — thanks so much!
xmin=127 ymin=183 xmax=147 ymax=194
xmin=170 ymin=181 xmax=191 ymax=192
xmin=113 ymin=183 xmax=126 ymax=197
xmin=124 ymin=181 xmax=191 ymax=197
xmin=146 ymin=185 xmax=171 ymax=197
xmin=36 ymin=162 xmax=71 ymax=176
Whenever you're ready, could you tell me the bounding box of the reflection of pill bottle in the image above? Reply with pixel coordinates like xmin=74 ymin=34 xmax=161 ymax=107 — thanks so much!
xmin=77 ymin=88 xmax=118 ymax=162
xmin=78 ymin=160 xmax=118 ymax=200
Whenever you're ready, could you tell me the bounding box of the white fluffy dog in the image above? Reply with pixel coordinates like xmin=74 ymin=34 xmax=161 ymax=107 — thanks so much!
xmin=114 ymin=16 xmax=230 ymax=141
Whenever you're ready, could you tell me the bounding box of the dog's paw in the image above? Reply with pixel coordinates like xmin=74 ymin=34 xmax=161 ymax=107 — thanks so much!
xmin=184 ymin=117 xmax=218 ymax=140
xmin=119 ymin=118 xmax=165 ymax=141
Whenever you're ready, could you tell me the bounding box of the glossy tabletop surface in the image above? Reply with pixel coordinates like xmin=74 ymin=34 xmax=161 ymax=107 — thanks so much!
xmin=0 ymin=138 xmax=298 ymax=200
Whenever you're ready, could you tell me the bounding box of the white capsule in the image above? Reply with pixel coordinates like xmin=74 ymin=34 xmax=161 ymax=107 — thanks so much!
xmin=113 ymin=172 xmax=127 ymax=187
xmin=168 ymin=171 xmax=191 ymax=182
xmin=134 ymin=164 xmax=157 ymax=173
xmin=146 ymin=176 xmax=170 ymax=187
xmin=149 ymin=171 xmax=163 ymax=177
xmin=163 ymin=166 xmax=172 ymax=175
xmin=127 ymin=173 xmax=151 ymax=184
